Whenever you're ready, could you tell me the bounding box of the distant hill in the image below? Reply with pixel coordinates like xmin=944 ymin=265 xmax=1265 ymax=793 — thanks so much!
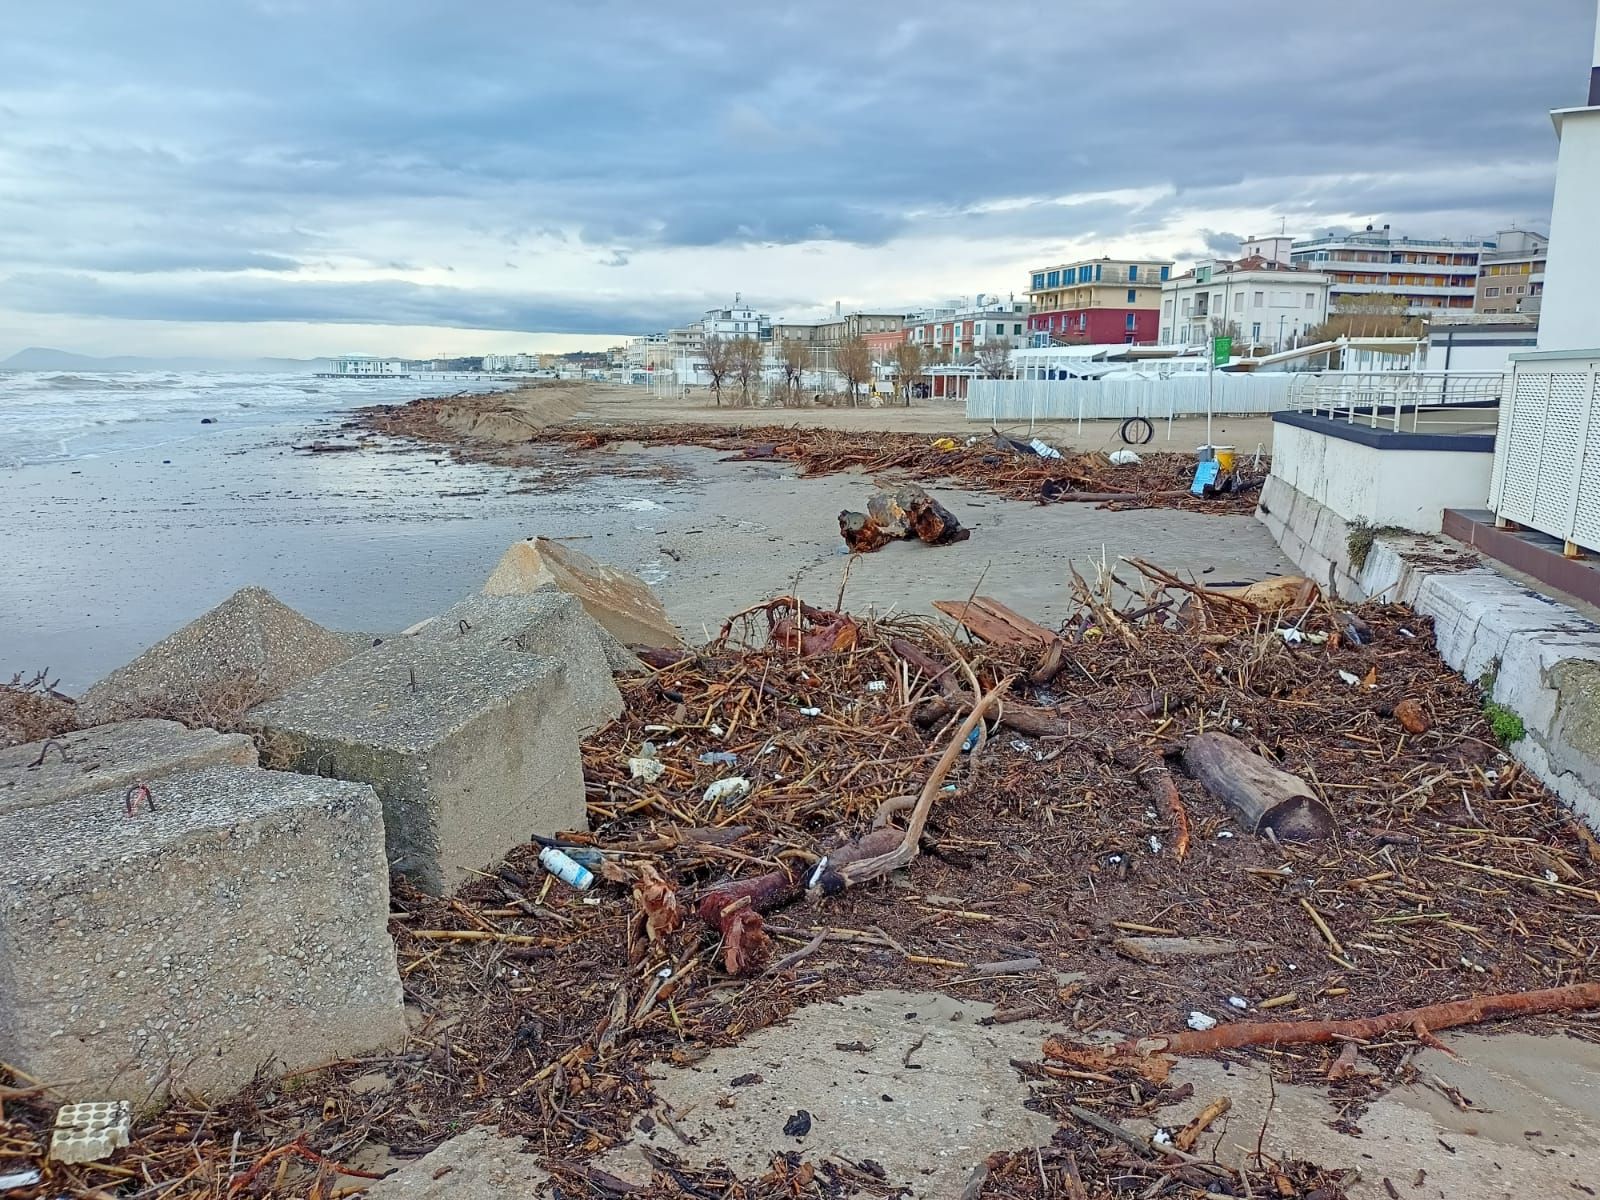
xmin=0 ymin=347 xmax=331 ymax=373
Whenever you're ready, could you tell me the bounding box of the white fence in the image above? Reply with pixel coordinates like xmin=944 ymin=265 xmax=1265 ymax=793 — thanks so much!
xmin=1490 ymin=350 xmax=1600 ymax=554
xmin=1288 ymin=371 xmax=1505 ymax=431
xmin=966 ymin=374 xmax=1300 ymax=424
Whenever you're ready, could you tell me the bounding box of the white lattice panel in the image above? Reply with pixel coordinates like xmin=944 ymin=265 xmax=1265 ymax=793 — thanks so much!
xmin=1496 ymin=356 xmax=1600 ymax=551
xmin=1496 ymin=370 xmax=1549 ymax=526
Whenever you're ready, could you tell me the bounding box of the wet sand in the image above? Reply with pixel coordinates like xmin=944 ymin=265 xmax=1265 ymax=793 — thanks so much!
xmin=2 ymin=392 xmax=1291 ymax=692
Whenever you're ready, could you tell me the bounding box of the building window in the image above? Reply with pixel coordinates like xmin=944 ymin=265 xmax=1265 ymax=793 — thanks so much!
xmin=1516 ymin=286 xmax=1526 ymax=294
xmin=1128 ymin=265 xmax=1139 ymax=282
xmin=1304 ymin=292 xmax=1315 ymax=308
xmin=1233 ymin=293 xmax=1244 ymax=312
xmin=1181 ymin=298 xmax=1191 ymax=316
xmin=1160 ymin=265 xmax=1171 ymax=281
xmin=1094 ymin=264 xmax=1103 ymax=282
xmin=1032 ymin=273 xmax=1045 ymax=290
xmin=1252 ymin=322 xmax=1262 ymax=340
xmin=1127 ymin=289 xmax=1137 ymax=303
xmin=1125 ymin=313 xmax=1137 ymax=331
xmin=1047 ymin=270 xmax=1060 ymax=287
xmin=1253 ymin=291 xmax=1265 ymax=306
xmin=1013 ymin=323 xmax=1022 ymax=335
xmin=1486 ymin=287 xmax=1499 ymax=297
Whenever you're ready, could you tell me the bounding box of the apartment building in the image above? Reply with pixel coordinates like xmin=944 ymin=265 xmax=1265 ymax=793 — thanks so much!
xmin=1025 ymin=258 xmax=1172 ymax=344
xmin=1475 ymin=230 xmax=1549 ymax=314
xmin=1289 ymin=225 xmax=1495 ymax=313
xmin=481 ymin=352 xmax=541 ymax=372
xmin=771 ymin=312 xmax=907 ymax=350
xmin=698 ymin=302 xmax=772 ymax=341
xmin=905 ymin=298 xmax=1029 ymax=360
xmin=1160 ymin=251 xmax=1331 ymax=349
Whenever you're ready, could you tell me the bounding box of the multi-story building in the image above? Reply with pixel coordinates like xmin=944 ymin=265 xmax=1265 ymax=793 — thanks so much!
xmin=905 ymin=298 xmax=1029 ymax=360
xmin=1289 ymin=225 xmax=1495 ymax=314
xmin=330 ymin=355 xmax=409 ymax=377
xmin=481 ymin=352 xmax=542 ymax=372
xmin=1160 ymin=248 xmax=1331 ymax=350
xmin=771 ymin=312 xmax=907 ymax=359
xmin=698 ymin=302 xmax=772 ymax=342
xmin=1025 ymin=257 xmax=1172 ymax=345
xmin=1475 ymin=230 xmax=1549 ymax=315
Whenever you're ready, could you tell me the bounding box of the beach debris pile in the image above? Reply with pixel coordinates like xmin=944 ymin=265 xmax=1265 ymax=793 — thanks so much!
xmin=838 ymin=482 xmax=971 ymax=553
xmin=356 ymin=394 xmax=1260 ymax=513
xmin=4 ymin=555 xmax=1600 ymax=1198
xmin=0 ymin=668 xmax=75 ymax=750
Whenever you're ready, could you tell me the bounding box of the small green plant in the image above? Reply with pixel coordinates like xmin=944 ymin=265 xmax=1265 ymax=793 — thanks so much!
xmin=1345 ymin=519 xmax=1405 ymax=572
xmin=1477 ymin=664 xmax=1525 ymax=743
xmin=1484 ymin=700 xmax=1526 ymax=744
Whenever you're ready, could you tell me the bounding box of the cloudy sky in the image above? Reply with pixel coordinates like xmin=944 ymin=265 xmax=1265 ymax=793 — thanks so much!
xmin=1 ymin=1 xmax=1591 ymax=358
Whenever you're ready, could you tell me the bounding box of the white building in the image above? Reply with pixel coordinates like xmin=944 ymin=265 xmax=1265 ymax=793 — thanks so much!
xmin=1289 ymin=226 xmax=1495 ymax=314
xmin=698 ymin=301 xmax=772 ymax=342
xmin=331 ymin=355 xmax=408 ymax=377
xmin=1160 ymin=252 xmax=1331 ymax=351
xmin=481 ymin=353 xmax=541 ymax=372
xmin=905 ymin=296 xmax=1029 ymax=359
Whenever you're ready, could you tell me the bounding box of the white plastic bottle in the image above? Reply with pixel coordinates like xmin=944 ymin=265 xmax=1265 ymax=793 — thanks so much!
xmin=539 ymin=845 xmax=595 ymax=891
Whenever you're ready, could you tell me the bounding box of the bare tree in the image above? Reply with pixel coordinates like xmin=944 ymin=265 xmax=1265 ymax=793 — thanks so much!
xmin=1208 ymin=317 xmax=1242 ymax=341
xmin=729 ymin=335 xmax=763 ymax=405
xmin=779 ymin=338 xmax=809 ymax=405
xmin=1308 ymin=293 xmax=1422 ymax=342
xmin=700 ymin=334 xmax=734 ymax=405
xmin=890 ymin=341 xmax=924 ymax=406
xmin=833 ymin=336 xmax=872 ymax=406
xmin=974 ymin=339 xmax=1013 ymax=379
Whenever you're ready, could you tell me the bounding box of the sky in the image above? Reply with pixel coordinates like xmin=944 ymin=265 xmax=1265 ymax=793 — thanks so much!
xmin=0 ymin=1 xmax=1593 ymax=359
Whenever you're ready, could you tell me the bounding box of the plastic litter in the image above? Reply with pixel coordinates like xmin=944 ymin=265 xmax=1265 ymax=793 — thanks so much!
xmin=962 ymin=727 xmax=982 ymax=752
xmin=698 ymin=751 xmax=739 ymax=766
xmin=703 ymin=777 xmax=752 ymax=806
xmin=1228 ymin=996 xmax=1249 ymax=1010
xmin=867 ymin=680 xmax=888 ymax=693
xmin=931 ymin=437 xmax=960 ymax=451
xmin=1186 ymin=1011 xmax=1218 ymax=1032
xmin=798 ymin=706 xmax=823 ymax=717
xmin=1277 ymin=627 xmax=1328 ymax=646
xmin=539 ymin=846 xmax=595 ymax=891
xmin=1337 ymin=670 xmax=1361 ymax=687
xmin=628 ymin=741 xmax=665 ymax=783
xmin=0 ymin=1169 xmax=42 ymax=1189
xmin=1029 ymin=438 xmax=1062 ymax=460
xmin=51 ymin=1101 xmax=131 ymax=1165
xmin=1108 ymin=449 xmax=1142 ymax=466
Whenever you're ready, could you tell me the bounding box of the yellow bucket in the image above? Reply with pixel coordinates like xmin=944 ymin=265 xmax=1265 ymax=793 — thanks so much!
xmin=1214 ymin=448 xmax=1236 ymax=472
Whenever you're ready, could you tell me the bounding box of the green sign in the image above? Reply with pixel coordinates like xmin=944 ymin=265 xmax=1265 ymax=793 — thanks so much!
xmin=1211 ymin=336 xmax=1233 ymax=366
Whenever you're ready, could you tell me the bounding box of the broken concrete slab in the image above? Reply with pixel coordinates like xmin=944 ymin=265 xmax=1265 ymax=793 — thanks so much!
xmin=403 ymin=591 xmax=624 ymax=732
xmin=482 ymin=536 xmax=681 ymax=650
xmin=595 ymin=990 xmax=1056 ymax=1198
xmin=249 ymin=638 xmax=584 ymax=894
xmin=364 ymin=1128 xmax=549 ymax=1199
xmin=77 ymin=587 xmax=359 ymax=727
xmin=0 ymin=765 xmax=404 ymax=1104
xmin=1139 ymin=1030 xmax=1600 ymax=1198
xmin=0 ymin=719 xmax=256 ymax=817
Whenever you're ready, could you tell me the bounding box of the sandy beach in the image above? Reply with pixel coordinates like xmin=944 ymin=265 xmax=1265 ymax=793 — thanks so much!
xmin=1 ymin=382 xmax=1286 ymax=691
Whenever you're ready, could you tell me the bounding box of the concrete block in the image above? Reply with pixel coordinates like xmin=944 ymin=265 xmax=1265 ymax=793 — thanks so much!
xmin=0 ymin=766 xmax=404 ymax=1104
xmin=1 ymin=719 xmax=256 ymax=817
xmin=250 ymin=639 xmax=584 ymax=894
xmin=1415 ymin=571 xmax=1597 ymax=684
xmin=404 ymin=592 xmax=623 ymax=732
xmin=482 ymin=537 xmax=681 ymax=650
xmin=78 ymin=587 xmax=359 ymax=726
xmin=365 ymin=1129 xmax=549 ymax=1198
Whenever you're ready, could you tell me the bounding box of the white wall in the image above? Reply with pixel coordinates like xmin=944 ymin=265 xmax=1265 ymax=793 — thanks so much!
xmin=1538 ymin=109 xmax=1600 ymax=350
xmin=967 ymin=374 xmax=1298 ymax=421
xmin=1270 ymin=421 xmax=1492 ymax=532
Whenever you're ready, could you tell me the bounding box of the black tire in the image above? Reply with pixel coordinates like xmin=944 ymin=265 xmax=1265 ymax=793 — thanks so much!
xmin=1119 ymin=416 xmax=1154 ymax=445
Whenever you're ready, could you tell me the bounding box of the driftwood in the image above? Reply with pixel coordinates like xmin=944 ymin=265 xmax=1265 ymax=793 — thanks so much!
xmin=891 ymin=638 xmax=1069 ymax=738
xmin=931 ymin=596 xmax=1058 ymax=647
xmin=1182 ymin=732 xmax=1335 ymax=842
xmin=1043 ymin=982 xmax=1600 ymax=1081
xmin=1112 ymin=936 xmax=1274 ymax=965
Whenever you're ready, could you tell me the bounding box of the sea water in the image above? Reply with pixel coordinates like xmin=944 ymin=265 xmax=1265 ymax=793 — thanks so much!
xmin=0 ymin=370 xmax=511 ymax=467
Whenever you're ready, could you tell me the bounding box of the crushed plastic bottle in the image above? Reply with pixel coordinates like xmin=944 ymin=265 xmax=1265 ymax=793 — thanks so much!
xmin=628 ymin=741 xmax=665 ymax=783
xmin=704 ymin=777 xmax=752 ymax=806
xmin=539 ymin=845 xmax=595 ymax=891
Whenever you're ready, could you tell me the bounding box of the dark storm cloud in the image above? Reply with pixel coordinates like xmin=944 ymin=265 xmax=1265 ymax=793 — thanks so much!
xmin=0 ymin=0 xmax=1590 ymax=331
xmin=1 ymin=271 xmax=739 ymax=336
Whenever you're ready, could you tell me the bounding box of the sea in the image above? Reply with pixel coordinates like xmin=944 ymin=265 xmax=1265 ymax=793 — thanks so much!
xmin=0 ymin=369 xmax=511 ymax=468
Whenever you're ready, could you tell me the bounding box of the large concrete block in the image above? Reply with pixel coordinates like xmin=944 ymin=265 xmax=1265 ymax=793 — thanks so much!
xmin=78 ymin=587 xmax=359 ymax=726
xmin=250 ymin=639 xmax=584 ymax=894
xmin=1 ymin=719 xmax=256 ymax=817
xmin=482 ymin=536 xmax=681 ymax=650
xmin=0 ymin=766 xmax=404 ymax=1104
xmin=404 ymin=592 xmax=624 ymax=732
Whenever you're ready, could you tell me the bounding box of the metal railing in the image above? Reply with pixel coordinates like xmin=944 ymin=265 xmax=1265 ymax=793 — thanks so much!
xmin=1288 ymin=371 xmax=1505 ymax=432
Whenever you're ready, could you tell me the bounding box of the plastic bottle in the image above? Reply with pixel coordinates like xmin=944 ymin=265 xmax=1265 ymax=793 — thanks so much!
xmin=539 ymin=845 xmax=595 ymax=891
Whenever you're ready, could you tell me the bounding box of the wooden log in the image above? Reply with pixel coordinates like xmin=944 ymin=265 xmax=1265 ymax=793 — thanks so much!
xmin=891 ymin=638 xmax=1070 ymax=738
xmin=1181 ymin=732 xmax=1335 ymax=842
xmin=932 ymin=596 xmax=1057 ymax=647
xmin=1113 ymin=936 xmax=1274 ymax=965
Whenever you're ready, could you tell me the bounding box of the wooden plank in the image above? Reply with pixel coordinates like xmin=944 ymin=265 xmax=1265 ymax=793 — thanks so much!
xmin=932 ymin=597 xmax=1057 ymax=646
